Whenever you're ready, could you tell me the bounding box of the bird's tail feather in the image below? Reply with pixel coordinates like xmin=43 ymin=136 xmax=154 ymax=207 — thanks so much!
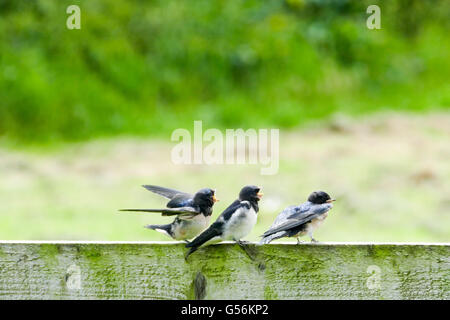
xmin=259 ymin=231 xmax=287 ymax=244
xmin=185 ymin=227 xmax=220 ymax=257
xmin=145 ymin=224 xmax=172 ymax=237
xmin=119 ymin=209 xmax=165 ymax=213
xmin=142 ymin=185 xmax=183 ymax=199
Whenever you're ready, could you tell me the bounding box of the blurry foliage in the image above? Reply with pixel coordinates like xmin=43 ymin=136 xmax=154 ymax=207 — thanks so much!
xmin=0 ymin=0 xmax=449 ymax=144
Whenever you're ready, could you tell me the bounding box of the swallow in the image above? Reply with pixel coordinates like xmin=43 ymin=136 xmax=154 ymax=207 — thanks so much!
xmin=120 ymin=185 xmax=218 ymax=241
xmin=185 ymin=185 xmax=263 ymax=258
xmin=260 ymin=191 xmax=335 ymax=244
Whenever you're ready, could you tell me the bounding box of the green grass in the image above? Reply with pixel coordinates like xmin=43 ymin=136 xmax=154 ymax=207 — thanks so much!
xmin=1 ymin=0 xmax=450 ymax=144
xmin=0 ymin=1 xmax=449 ymax=242
xmin=0 ymin=113 xmax=448 ymax=242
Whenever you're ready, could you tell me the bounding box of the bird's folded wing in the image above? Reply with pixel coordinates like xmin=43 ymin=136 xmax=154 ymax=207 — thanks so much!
xmin=262 ymin=212 xmax=320 ymax=237
xmin=185 ymin=223 xmax=222 ymax=249
xmin=142 ymin=185 xmax=193 ymax=200
xmin=269 ymin=205 xmax=300 ymax=228
xmin=218 ymin=199 xmax=244 ymax=221
xmin=119 ymin=207 xmax=199 ymax=218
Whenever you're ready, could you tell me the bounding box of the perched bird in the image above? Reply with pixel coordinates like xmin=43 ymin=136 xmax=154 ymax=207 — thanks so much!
xmin=120 ymin=185 xmax=218 ymax=241
xmin=185 ymin=185 xmax=263 ymax=257
xmin=260 ymin=191 xmax=335 ymax=244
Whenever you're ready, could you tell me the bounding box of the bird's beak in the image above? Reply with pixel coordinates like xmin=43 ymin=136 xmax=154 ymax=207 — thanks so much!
xmin=213 ymin=195 xmax=219 ymax=202
xmin=326 ymin=199 xmax=336 ymax=203
xmin=257 ymin=192 xmax=264 ymax=199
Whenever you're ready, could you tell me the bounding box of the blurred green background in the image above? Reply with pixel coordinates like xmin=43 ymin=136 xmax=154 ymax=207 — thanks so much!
xmin=0 ymin=0 xmax=449 ymax=242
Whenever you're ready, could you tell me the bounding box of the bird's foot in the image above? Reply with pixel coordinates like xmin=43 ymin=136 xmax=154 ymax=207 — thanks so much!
xmin=296 ymin=238 xmax=305 ymax=245
xmin=234 ymin=239 xmax=258 ymax=261
xmin=311 ymin=238 xmax=319 ymax=243
xmin=236 ymin=240 xmax=249 ymax=246
xmin=184 ymin=252 xmax=190 ymax=261
xmin=184 ymin=247 xmax=196 ymax=261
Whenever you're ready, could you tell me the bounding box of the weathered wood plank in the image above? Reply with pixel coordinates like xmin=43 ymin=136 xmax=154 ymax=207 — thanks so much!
xmin=0 ymin=241 xmax=448 ymax=300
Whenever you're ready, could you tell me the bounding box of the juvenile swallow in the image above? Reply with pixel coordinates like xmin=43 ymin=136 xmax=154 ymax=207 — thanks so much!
xmin=185 ymin=185 xmax=263 ymax=257
xmin=260 ymin=191 xmax=335 ymax=244
xmin=120 ymin=185 xmax=218 ymax=241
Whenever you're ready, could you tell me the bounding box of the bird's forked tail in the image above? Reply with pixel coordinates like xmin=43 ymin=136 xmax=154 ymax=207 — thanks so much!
xmin=145 ymin=223 xmax=173 ymax=238
xmin=259 ymin=231 xmax=287 ymax=245
xmin=185 ymin=226 xmax=220 ymax=258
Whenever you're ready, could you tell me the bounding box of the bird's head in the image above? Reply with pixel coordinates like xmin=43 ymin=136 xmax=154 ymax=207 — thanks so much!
xmin=307 ymin=191 xmax=336 ymax=204
xmin=194 ymin=188 xmax=219 ymax=207
xmin=239 ymin=185 xmax=263 ymax=202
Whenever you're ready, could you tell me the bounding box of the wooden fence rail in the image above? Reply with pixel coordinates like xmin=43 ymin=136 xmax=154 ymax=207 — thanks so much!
xmin=0 ymin=241 xmax=448 ymax=299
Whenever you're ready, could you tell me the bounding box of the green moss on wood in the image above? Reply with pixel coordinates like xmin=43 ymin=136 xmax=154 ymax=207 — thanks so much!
xmin=38 ymin=243 xmax=60 ymax=267
xmin=0 ymin=242 xmax=448 ymax=300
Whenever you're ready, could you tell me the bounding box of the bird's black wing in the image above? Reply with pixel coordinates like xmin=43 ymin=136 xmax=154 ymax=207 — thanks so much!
xmin=142 ymin=185 xmax=193 ymax=200
xmin=166 ymin=194 xmax=194 ymax=208
xmin=186 ymin=199 xmax=242 ymax=248
xmin=218 ymin=199 xmax=245 ymax=221
xmin=184 ymin=220 xmax=223 ymax=258
xmin=184 ymin=199 xmax=243 ymax=257
xmin=262 ymin=204 xmax=331 ymax=237
xmin=185 ymin=222 xmax=222 ymax=249
xmin=119 ymin=206 xmax=199 ymax=219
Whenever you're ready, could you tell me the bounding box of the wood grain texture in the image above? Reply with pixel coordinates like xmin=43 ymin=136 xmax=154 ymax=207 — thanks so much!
xmin=0 ymin=242 xmax=448 ymax=300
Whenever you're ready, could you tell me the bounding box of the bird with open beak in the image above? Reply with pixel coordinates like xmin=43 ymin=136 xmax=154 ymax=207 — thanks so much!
xmin=260 ymin=191 xmax=335 ymax=244
xmin=120 ymin=185 xmax=218 ymax=241
xmin=185 ymin=185 xmax=263 ymax=257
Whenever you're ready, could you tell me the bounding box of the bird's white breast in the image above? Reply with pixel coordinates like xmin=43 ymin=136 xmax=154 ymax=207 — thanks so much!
xmin=173 ymin=214 xmax=210 ymax=240
xmin=222 ymin=204 xmax=257 ymax=241
xmin=306 ymin=212 xmax=329 ymax=233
